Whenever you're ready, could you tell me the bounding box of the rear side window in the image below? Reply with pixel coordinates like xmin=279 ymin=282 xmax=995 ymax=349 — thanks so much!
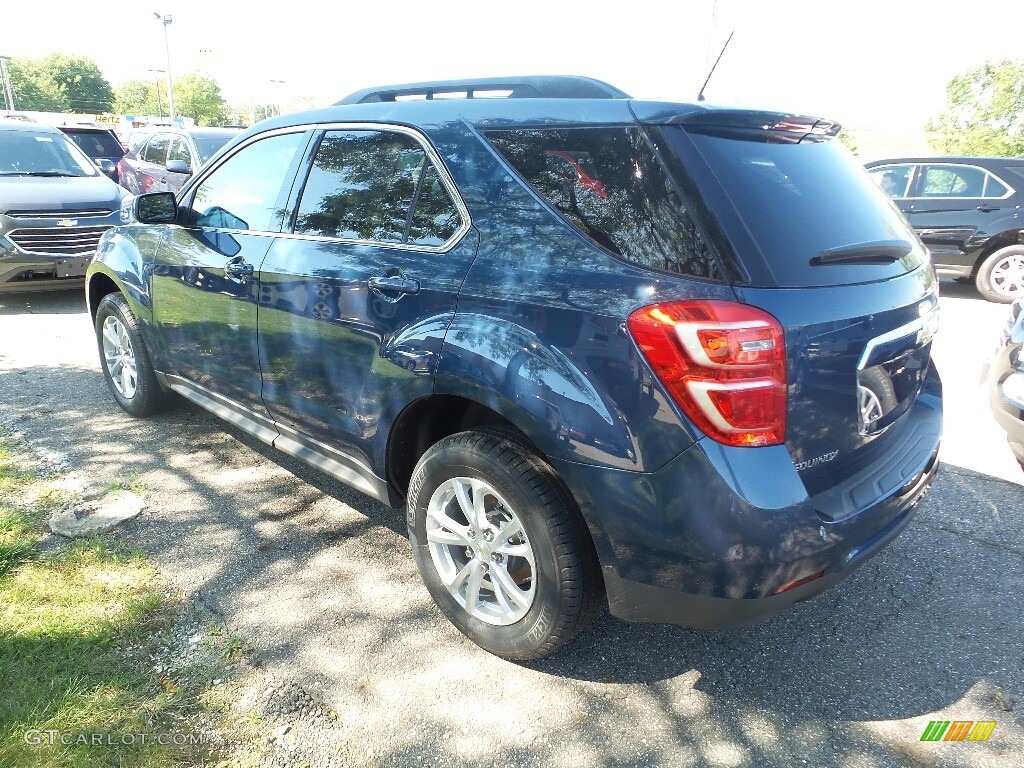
xmin=484 ymin=127 xmax=723 ymax=281
xmin=294 ymin=129 xmax=462 ymax=247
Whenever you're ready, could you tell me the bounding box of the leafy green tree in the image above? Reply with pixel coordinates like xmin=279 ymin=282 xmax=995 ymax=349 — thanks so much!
xmin=6 ymin=58 xmax=65 ymax=111
xmin=927 ymin=59 xmax=1024 ymax=156
xmin=114 ymin=80 xmax=162 ymax=117
xmin=41 ymin=54 xmax=113 ymax=113
xmin=5 ymin=55 xmax=112 ymax=113
xmin=174 ymin=74 xmax=227 ymax=126
xmin=837 ymin=128 xmax=859 ymax=156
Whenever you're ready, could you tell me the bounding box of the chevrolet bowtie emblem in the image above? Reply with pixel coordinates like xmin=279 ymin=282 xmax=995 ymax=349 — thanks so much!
xmin=55 ymin=219 xmax=78 ymax=227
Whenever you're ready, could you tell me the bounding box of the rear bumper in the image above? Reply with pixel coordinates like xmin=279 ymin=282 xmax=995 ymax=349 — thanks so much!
xmin=603 ymin=447 xmax=936 ymax=627
xmin=554 ymin=370 xmax=942 ymax=628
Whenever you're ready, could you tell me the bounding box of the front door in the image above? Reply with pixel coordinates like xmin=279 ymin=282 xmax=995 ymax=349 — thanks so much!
xmin=150 ymin=129 xmax=311 ymax=415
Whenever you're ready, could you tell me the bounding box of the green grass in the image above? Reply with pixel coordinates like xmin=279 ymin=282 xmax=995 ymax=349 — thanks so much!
xmin=0 ymin=438 xmax=219 ymax=767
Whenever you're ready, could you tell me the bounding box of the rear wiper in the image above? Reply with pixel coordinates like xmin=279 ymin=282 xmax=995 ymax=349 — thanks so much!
xmin=811 ymin=240 xmax=912 ymax=266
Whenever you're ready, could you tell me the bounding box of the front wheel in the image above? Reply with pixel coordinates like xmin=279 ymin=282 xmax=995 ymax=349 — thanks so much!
xmin=407 ymin=430 xmax=601 ymax=660
xmin=976 ymin=246 xmax=1024 ymax=303
xmin=95 ymin=293 xmax=172 ymax=417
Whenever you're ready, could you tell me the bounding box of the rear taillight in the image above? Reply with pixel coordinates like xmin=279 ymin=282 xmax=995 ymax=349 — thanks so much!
xmin=627 ymin=300 xmax=787 ymax=447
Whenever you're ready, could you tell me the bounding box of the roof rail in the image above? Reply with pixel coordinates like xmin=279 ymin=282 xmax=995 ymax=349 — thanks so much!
xmin=336 ymin=76 xmax=631 ymax=105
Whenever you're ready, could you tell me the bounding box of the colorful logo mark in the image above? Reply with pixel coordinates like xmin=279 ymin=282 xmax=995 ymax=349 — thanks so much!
xmin=920 ymin=721 xmax=997 ymax=742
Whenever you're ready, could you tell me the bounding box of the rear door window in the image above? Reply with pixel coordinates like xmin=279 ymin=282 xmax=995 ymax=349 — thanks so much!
xmin=919 ymin=163 xmax=1010 ymax=199
xmin=484 ymin=127 xmax=724 ymax=281
xmin=292 ymin=129 xmax=463 ymax=247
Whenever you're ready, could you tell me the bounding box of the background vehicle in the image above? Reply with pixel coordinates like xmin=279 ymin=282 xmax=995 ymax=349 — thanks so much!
xmin=988 ymin=298 xmax=1024 ymax=466
xmin=865 ymin=156 xmax=1024 ymax=303
xmin=57 ymin=125 xmax=125 ymax=183
xmin=1 ymin=118 xmax=126 ymax=292
xmin=86 ymin=76 xmax=942 ymax=660
xmin=117 ymin=125 xmax=241 ymax=194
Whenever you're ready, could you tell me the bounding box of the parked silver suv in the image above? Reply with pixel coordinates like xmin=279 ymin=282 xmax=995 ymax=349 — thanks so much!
xmin=0 ymin=119 xmax=126 ymax=292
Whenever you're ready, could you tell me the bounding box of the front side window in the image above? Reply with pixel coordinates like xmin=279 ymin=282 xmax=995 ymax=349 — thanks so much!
xmin=293 ymin=129 xmax=461 ymax=247
xmin=484 ymin=127 xmax=722 ymax=280
xmin=189 ymin=132 xmax=306 ymax=232
xmin=167 ymin=137 xmax=191 ymax=169
xmin=867 ymin=164 xmax=914 ymax=198
xmin=142 ymin=134 xmax=170 ymax=165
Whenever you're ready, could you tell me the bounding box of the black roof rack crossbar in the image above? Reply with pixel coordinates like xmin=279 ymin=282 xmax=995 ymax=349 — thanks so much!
xmin=335 ymin=76 xmax=630 ymax=105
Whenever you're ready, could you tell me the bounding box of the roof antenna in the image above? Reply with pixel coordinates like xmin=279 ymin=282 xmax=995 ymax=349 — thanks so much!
xmin=697 ymin=30 xmax=734 ymax=102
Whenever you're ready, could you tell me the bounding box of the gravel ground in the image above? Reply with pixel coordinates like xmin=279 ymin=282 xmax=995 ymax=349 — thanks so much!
xmin=1 ymin=286 xmax=1021 ymax=768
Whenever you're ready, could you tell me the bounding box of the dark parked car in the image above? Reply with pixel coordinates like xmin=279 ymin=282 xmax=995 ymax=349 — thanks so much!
xmin=57 ymin=125 xmax=125 ymax=183
xmin=988 ymin=298 xmax=1024 ymax=466
xmin=1 ymin=118 xmax=126 ymax=292
xmin=865 ymin=156 xmax=1024 ymax=303
xmin=117 ymin=125 xmax=241 ymax=195
xmin=86 ymin=76 xmax=942 ymax=660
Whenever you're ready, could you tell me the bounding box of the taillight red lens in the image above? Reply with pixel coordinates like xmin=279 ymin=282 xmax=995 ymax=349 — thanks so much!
xmin=627 ymin=300 xmax=787 ymax=447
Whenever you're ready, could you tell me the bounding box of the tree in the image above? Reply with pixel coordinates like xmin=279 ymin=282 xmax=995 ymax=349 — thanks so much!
xmin=6 ymin=58 xmax=65 ymax=111
xmin=5 ymin=55 xmax=112 ymax=113
xmin=174 ymin=74 xmax=227 ymax=126
xmin=927 ymin=59 xmax=1024 ymax=156
xmin=114 ymin=80 xmax=162 ymax=118
xmin=41 ymin=54 xmax=113 ymax=113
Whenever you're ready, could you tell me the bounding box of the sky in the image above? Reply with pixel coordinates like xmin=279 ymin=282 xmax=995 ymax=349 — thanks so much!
xmin=3 ymin=0 xmax=1023 ymax=132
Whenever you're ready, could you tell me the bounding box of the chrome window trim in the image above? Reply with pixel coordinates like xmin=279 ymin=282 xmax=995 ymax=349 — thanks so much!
xmin=284 ymin=121 xmax=472 ymax=254
xmin=182 ymin=122 xmax=471 ymax=252
xmin=871 ymin=162 xmax=1017 ymax=201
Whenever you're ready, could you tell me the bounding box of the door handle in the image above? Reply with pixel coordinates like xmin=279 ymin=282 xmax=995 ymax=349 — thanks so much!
xmin=976 ymin=204 xmax=999 ymax=212
xmin=369 ymin=274 xmax=420 ymax=294
xmin=225 ymin=258 xmax=254 ymax=277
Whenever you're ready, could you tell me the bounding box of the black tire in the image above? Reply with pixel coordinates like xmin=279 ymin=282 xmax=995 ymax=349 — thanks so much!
xmin=858 ymin=367 xmax=897 ymax=431
xmin=976 ymin=246 xmax=1024 ymax=304
xmin=94 ymin=293 xmax=172 ymax=417
xmin=407 ymin=430 xmax=601 ymax=660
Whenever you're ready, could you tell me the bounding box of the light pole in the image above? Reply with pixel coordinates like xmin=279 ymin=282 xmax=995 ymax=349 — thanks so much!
xmin=146 ymin=68 xmax=165 ymax=119
xmin=153 ymin=12 xmax=175 ymax=122
xmin=269 ymin=79 xmax=286 ymax=117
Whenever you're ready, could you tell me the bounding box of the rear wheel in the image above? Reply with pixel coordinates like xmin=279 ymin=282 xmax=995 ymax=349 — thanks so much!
xmin=976 ymin=246 xmax=1024 ymax=303
xmin=407 ymin=430 xmax=600 ymax=660
xmin=95 ymin=293 xmax=172 ymax=417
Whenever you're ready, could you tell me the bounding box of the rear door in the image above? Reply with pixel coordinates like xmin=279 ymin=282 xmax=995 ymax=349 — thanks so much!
xmin=256 ymin=124 xmax=477 ymax=471
xmin=902 ymin=162 xmax=1015 ymax=273
xmin=655 ymin=115 xmax=940 ymax=518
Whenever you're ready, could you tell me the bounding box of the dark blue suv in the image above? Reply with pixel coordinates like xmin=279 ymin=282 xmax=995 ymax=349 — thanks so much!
xmin=86 ymin=76 xmax=942 ymax=660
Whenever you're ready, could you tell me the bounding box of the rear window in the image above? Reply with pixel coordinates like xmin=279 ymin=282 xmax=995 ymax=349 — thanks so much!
xmin=64 ymin=129 xmax=124 ymax=158
xmin=484 ymin=127 xmax=724 ymax=281
xmin=675 ymin=128 xmax=925 ymax=287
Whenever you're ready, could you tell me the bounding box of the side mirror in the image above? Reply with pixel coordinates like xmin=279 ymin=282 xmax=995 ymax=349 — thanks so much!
xmin=134 ymin=192 xmax=178 ymax=224
xmin=95 ymin=158 xmax=116 ymax=175
xmin=166 ymin=159 xmax=191 ymax=175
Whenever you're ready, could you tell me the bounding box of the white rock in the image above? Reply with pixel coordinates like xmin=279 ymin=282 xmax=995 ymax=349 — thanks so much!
xmin=48 ymin=491 xmax=146 ymax=538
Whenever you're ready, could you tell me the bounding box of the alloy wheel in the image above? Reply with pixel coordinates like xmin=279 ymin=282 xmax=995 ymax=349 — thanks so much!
xmin=101 ymin=315 xmax=138 ymax=399
xmin=425 ymin=477 xmax=536 ymax=626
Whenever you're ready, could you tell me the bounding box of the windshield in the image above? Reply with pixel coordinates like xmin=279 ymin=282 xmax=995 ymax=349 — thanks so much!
xmin=193 ymin=135 xmax=234 ymax=164
xmin=0 ymin=129 xmax=100 ymax=177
